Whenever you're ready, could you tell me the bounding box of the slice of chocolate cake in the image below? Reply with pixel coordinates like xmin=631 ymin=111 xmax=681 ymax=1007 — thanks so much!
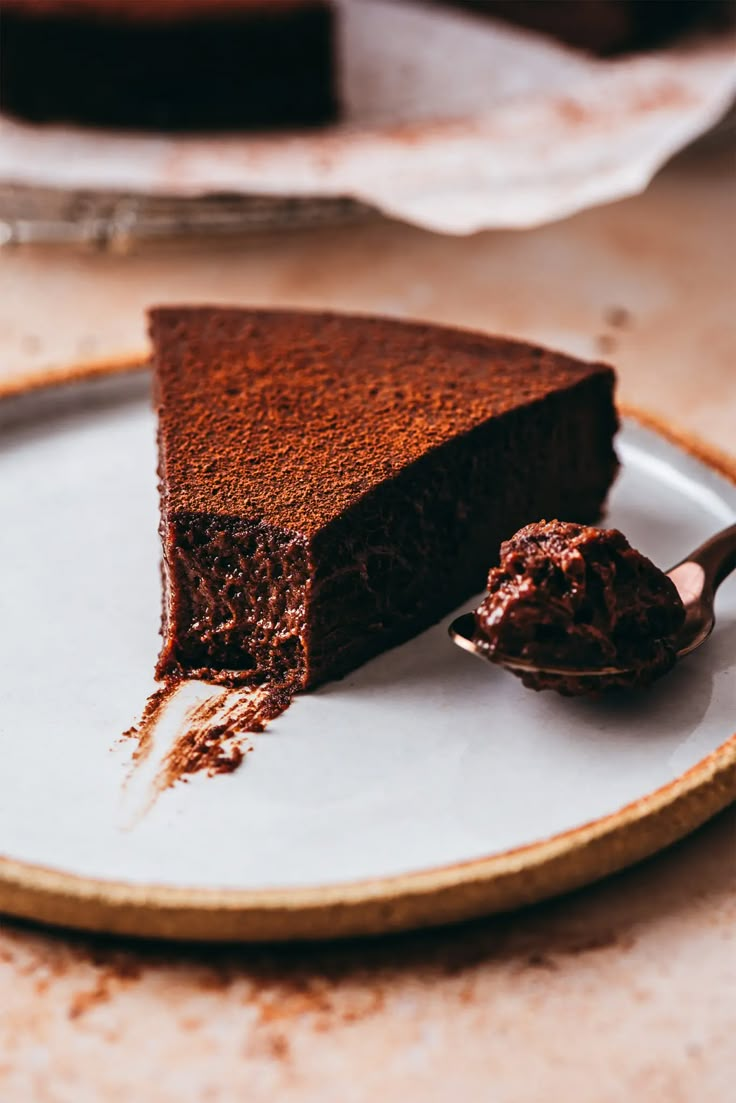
xmin=0 ymin=1 xmax=336 ymax=131
xmin=151 ymin=307 xmax=619 ymax=691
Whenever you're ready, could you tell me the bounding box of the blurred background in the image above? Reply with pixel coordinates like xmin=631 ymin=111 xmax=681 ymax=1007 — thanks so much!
xmin=0 ymin=0 xmax=734 ymax=447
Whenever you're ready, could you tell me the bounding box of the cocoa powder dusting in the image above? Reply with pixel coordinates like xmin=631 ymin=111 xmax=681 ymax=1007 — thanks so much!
xmin=157 ymin=682 xmax=294 ymax=792
xmin=122 ymin=676 xmax=295 ymax=802
xmin=121 ymin=682 xmax=179 ymax=764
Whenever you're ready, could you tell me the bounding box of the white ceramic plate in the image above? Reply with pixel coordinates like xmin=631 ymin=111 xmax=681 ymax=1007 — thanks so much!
xmin=0 ymin=370 xmax=734 ymax=941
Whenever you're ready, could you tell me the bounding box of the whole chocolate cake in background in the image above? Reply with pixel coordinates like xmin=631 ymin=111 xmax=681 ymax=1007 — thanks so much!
xmin=443 ymin=0 xmax=734 ymax=55
xmin=0 ymin=0 xmax=337 ymax=130
xmin=151 ymin=307 xmax=619 ymax=693
xmin=2 ymin=0 xmax=731 ymax=134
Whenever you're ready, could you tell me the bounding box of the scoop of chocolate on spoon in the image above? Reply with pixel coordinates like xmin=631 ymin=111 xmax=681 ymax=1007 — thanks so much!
xmin=449 ymin=522 xmax=736 ymax=689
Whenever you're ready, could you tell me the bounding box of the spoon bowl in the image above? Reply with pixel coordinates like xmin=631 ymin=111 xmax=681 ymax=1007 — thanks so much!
xmin=449 ymin=522 xmax=736 ymax=681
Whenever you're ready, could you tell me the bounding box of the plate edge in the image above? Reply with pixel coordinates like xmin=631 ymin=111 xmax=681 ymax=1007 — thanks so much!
xmin=1 ymin=733 xmax=734 ymax=942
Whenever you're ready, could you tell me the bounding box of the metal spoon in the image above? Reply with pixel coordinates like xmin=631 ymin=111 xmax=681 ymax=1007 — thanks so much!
xmin=449 ymin=522 xmax=736 ymax=679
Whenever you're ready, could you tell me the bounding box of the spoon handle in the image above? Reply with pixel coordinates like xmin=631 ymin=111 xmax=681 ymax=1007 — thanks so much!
xmin=682 ymin=522 xmax=736 ymax=593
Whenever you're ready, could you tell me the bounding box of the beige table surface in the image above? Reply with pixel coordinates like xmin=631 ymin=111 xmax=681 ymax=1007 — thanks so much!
xmin=0 ymin=143 xmax=734 ymax=1102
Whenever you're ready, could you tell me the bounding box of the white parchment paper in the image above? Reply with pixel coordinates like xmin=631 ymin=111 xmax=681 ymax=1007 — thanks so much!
xmin=0 ymin=0 xmax=734 ymax=234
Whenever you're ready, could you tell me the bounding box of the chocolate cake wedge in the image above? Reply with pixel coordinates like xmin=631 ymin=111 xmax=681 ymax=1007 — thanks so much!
xmin=150 ymin=307 xmax=619 ymax=691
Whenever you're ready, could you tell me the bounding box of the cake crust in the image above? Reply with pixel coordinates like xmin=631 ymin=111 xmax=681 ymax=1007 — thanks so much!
xmin=152 ymin=308 xmax=617 ymax=533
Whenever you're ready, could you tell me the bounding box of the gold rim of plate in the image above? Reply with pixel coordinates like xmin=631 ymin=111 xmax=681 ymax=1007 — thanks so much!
xmin=0 ymin=362 xmax=734 ymax=942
